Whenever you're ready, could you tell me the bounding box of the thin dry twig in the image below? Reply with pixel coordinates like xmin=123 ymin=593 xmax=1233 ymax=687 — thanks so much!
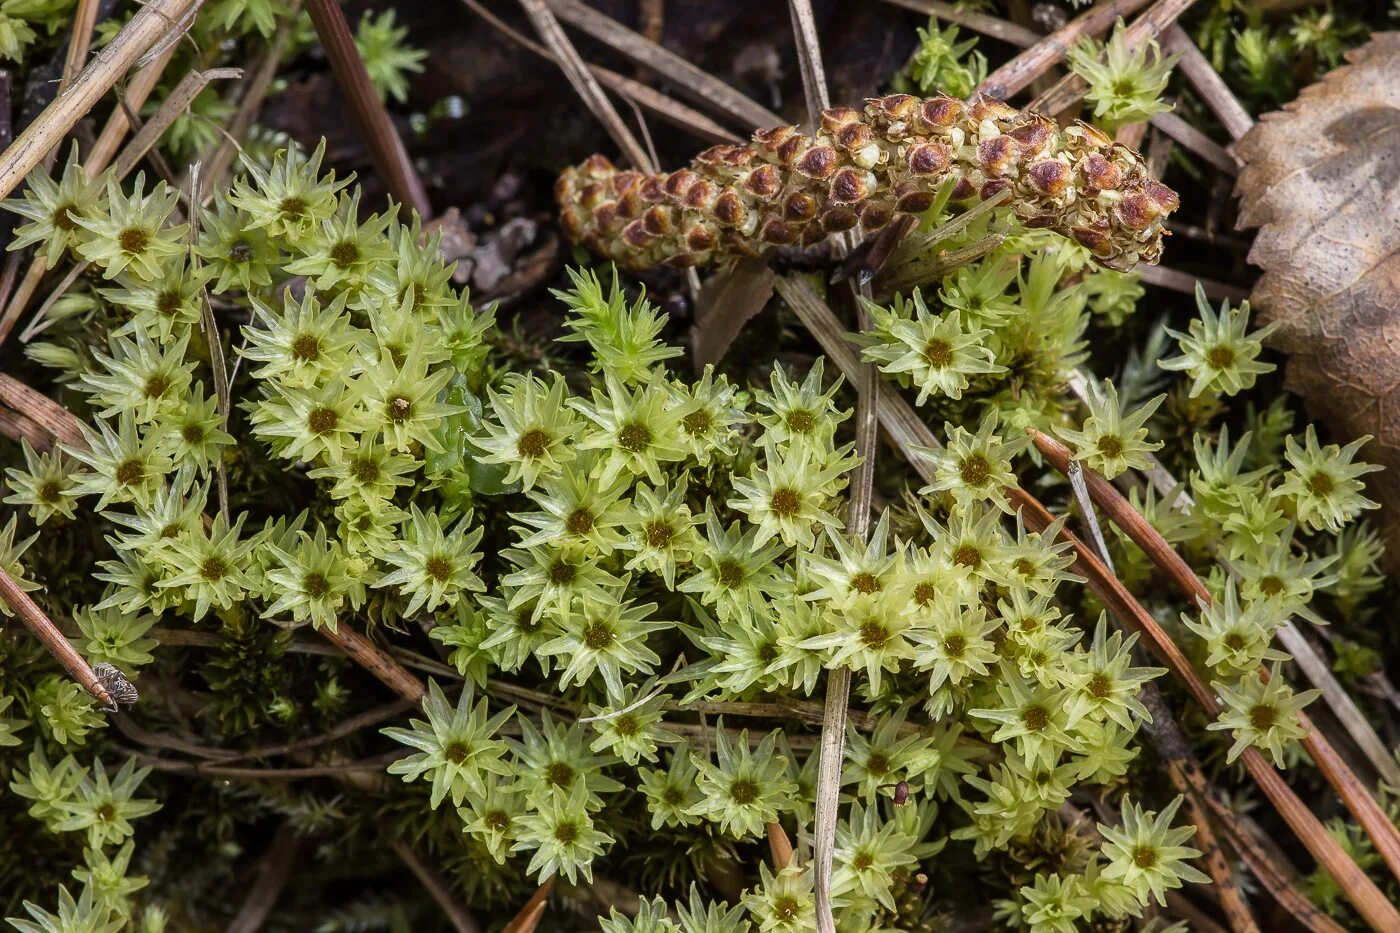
xmin=0 ymin=0 xmax=198 ymax=200
xmin=464 ymin=0 xmax=737 ymax=145
xmin=319 ymin=623 xmax=428 ymax=706
xmin=1063 ymin=373 xmax=1400 ymax=791
xmin=392 ymin=839 xmax=482 ymax=933
xmin=1150 ymin=109 xmax=1240 ymax=174
xmin=226 ymin=823 xmax=302 ymax=933
xmin=1074 ymin=488 xmax=1257 ymax=933
xmin=305 ymin=0 xmax=431 ymax=217
xmin=136 ymin=750 xmax=402 ymax=778
xmin=976 ymin=0 xmax=1152 ymax=100
xmin=58 ymin=0 xmax=103 ymax=97
xmin=782 ymin=7 xmax=876 ymax=928
xmin=195 ymin=5 xmax=301 ymax=195
xmin=0 ymin=374 xmax=86 ymax=449
xmin=1162 ymin=24 xmax=1254 ymax=142
xmin=1029 ymin=0 xmax=1196 ymax=115
xmin=502 ymin=878 xmax=555 ymax=933
xmin=878 ymin=0 xmax=1040 ymax=48
xmin=1137 ymin=263 xmax=1249 ymax=302
xmin=518 ymin=0 xmax=653 ymax=172
xmin=0 ymin=566 xmax=113 ymax=707
xmin=542 ymin=0 xmax=781 ymax=130
xmin=0 ymin=21 xmax=184 ymax=346
xmin=115 ymin=65 xmax=244 ymax=179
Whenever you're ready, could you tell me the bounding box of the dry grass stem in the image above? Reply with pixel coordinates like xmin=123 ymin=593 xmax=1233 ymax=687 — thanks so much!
xmin=0 ymin=566 xmax=113 ymax=706
xmin=305 ymin=0 xmax=431 ymax=216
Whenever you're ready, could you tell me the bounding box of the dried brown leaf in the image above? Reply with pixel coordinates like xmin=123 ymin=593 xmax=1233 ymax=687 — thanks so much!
xmin=1235 ymin=33 xmax=1400 ymax=565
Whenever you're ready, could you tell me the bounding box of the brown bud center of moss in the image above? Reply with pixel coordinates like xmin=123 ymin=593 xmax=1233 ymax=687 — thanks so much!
xmin=1097 ymin=435 xmax=1124 ymax=458
xmin=279 ymin=196 xmax=307 ymax=218
xmin=119 ymin=227 xmax=150 ymax=254
xmin=308 ymin=407 xmax=338 ymax=435
xmin=1206 ymin=345 xmax=1235 ymax=369
xmin=770 ymin=487 xmax=801 ymax=516
xmin=924 ymin=339 xmax=953 ymax=367
xmin=682 ymin=410 xmax=711 ymax=436
xmin=303 ymin=572 xmax=328 ymax=598
xmin=953 ymin=544 xmax=981 ymax=568
xmin=582 ymin=621 xmax=613 ymax=649
xmin=52 ymin=203 xmax=78 ymax=231
xmin=859 ymin=620 xmax=889 ymax=649
xmin=717 ymin=559 xmax=744 ymax=588
xmin=516 ymin=428 xmax=550 ymax=458
xmin=546 ymin=761 xmax=574 ymax=788
xmin=115 ymin=460 xmax=144 ymax=486
xmin=644 ymin=521 xmax=674 ymax=549
xmin=330 ymin=241 xmax=359 ymax=268
xmin=292 ymin=334 xmax=320 ymax=361
xmin=785 ymin=409 xmax=815 ymax=433
xmin=960 ymin=453 xmax=991 ymax=486
xmin=618 ymin=421 xmax=650 ymax=452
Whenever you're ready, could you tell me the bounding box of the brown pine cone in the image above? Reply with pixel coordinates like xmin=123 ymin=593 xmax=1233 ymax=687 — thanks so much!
xmin=555 ymin=94 xmax=1178 ymax=273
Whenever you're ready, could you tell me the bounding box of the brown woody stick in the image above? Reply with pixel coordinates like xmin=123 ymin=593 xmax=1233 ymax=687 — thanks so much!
xmin=502 ymin=878 xmax=555 ymax=933
xmin=1161 ymin=24 xmax=1253 ymax=142
xmin=977 ymin=0 xmax=1152 ymax=100
xmin=321 ymin=623 xmax=427 ymax=706
xmin=1029 ymin=0 xmax=1196 ymax=115
xmin=0 ymin=0 xmax=198 ymax=200
xmin=0 ymin=566 xmax=112 ymax=706
xmin=464 ymin=0 xmax=738 ymax=145
xmin=1029 ymin=429 xmax=1400 ymax=904
xmin=304 ymin=0 xmax=431 ymax=217
xmin=0 ymin=30 xmax=182 ymax=346
xmin=391 ymin=839 xmax=481 ymax=933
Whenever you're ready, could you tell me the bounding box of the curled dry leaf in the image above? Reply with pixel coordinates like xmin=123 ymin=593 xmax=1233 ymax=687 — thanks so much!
xmin=1235 ymin=33 xmax=1400 ymax=565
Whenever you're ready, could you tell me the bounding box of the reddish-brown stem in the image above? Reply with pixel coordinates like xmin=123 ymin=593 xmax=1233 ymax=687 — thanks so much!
xmin=304 ymin=0 xmax=431 ymax=218
xmin=1139 ymin=687 xmax=1259 ymax=933
xmin=319 ymin=622 xmax=427 ymax=706
xmin=767 ymin=820 xmax=795 ymax=870
xmin=0 ymin=567 xmax=112 ymax=707
xmin=1028 ymin=429 xmax=1400 ymax=911
xmin=502 ymin=878 xmax=555 ymax=933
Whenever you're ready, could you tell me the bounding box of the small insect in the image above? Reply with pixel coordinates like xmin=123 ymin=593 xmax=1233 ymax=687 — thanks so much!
xmin=892 ymin=780 xmax=910 ymax=806
xmin=93 ymin=663 xmax=139 ymax=713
